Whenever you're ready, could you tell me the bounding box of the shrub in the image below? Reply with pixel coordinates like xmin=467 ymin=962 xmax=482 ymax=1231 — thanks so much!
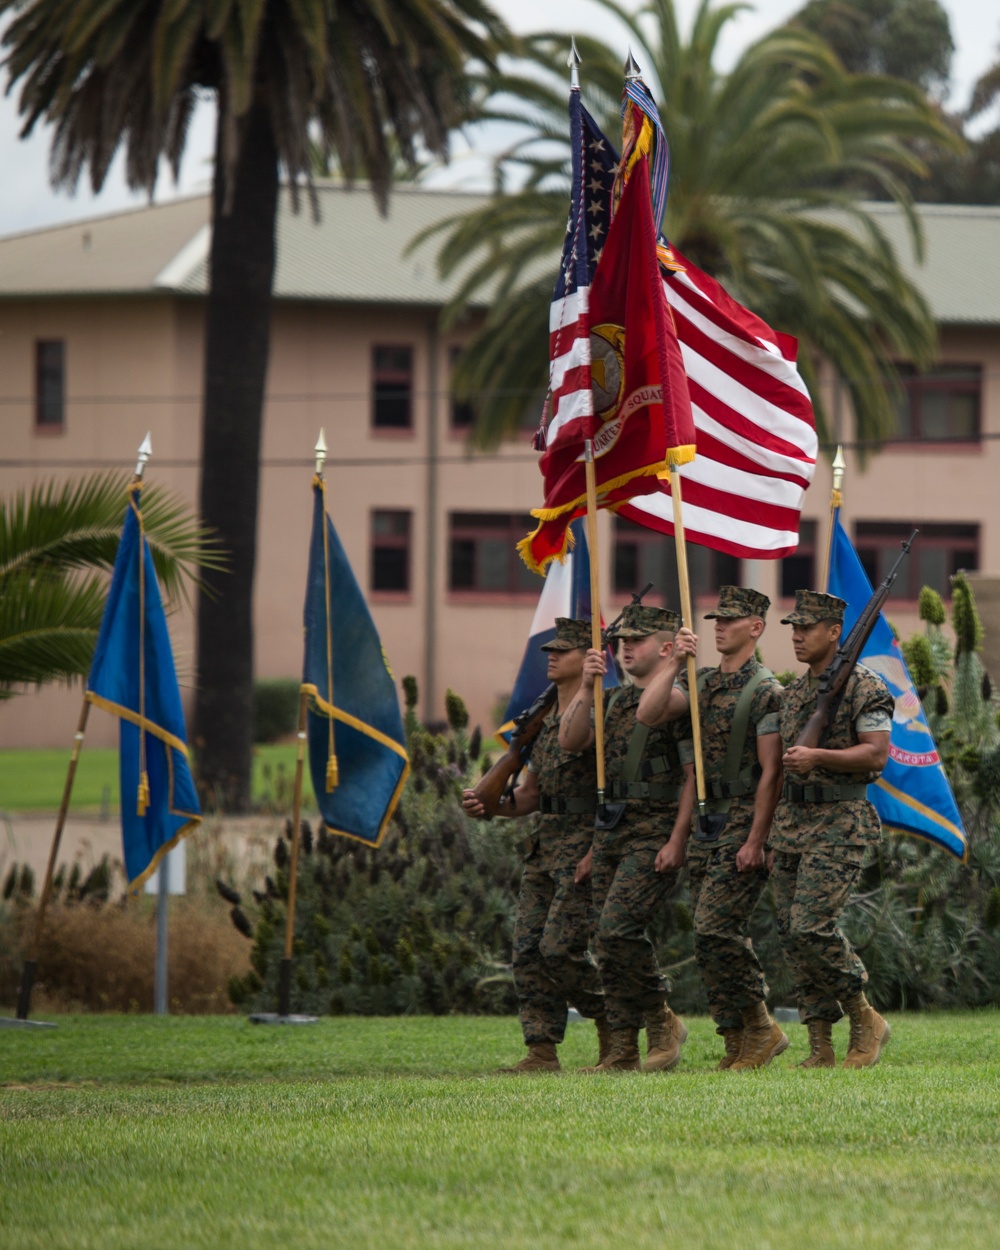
xmin=253 ymin=679 xmax=301 ymax=743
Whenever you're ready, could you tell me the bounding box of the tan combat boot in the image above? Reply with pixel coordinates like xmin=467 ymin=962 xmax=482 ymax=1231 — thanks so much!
xmin=842 ymin=993 xmax=891 ymax=1069
xmin=798 ymin=1018 xmax=835 ymax=1068
xmin=495 ymin=1042 xmax=561 ymax=1074
xmin=643 ymin=1001 xmax=688 ymax=1072
xmin=579 ymin=1027 xmax=641 ymax=1073
xmin=729 ymin=1001 xmax=789 ymax=1071
xmin=717 ymin=1027 xmax=745 ymax=1070
xmin=593 ymin=1015 xmax=614 ymax=1067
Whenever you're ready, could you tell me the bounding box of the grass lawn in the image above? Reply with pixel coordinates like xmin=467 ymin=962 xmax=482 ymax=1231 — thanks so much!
xmin=0 ymin=745 xmax=315 ymax=813
xmin=2 ymin=1013 xmax=999 ymax=1249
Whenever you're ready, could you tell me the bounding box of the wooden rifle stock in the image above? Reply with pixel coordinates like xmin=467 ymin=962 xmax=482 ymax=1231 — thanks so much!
xmin=472 ymin=685 xmax=557 ymax=818
xmin=795 ymin=528 xmax=917 ymax=750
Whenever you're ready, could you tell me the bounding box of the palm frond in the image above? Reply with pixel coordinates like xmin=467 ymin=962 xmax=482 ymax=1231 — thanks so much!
xmin=0 ymin=472 xmax=227 ymax=607
xmin=0 ymin=569 xmax=107 ymax=694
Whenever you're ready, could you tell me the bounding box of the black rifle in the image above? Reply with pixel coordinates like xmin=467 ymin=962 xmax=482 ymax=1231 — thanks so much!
xmin=794 ymin=529 xmax=918 ymax=751
xmin=471 ymin=583 xmax=654 ymax=819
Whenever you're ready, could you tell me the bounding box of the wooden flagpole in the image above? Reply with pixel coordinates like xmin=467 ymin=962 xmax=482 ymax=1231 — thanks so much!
xmin=14 ymin=434 xmax=153 ymax=1023
xmin=819 ymin=445 xmax=846 ymax=594
xmin=584 ymin=441 xmax=608 ymax=811
xmin=668 ymin=464 xmax=709 ymax=827
xmin=278 ymin=689 xmax=310 ymax=1017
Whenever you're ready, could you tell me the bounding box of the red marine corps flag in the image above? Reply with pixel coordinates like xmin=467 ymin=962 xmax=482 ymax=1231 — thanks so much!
xmin=519 ymin=153 xmax=691 ymax=573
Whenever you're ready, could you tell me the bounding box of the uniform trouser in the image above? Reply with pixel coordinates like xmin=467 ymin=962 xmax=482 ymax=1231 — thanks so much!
xmin=771 ymin=846 xmax=868 ymax=1023
xmin=512 ymin=851 xmax=605 ymax=1045
xmin=591 ymin=827 xmax=677 ymax=1032
xmin=687 ymin=837 xmax=770 ymax=1031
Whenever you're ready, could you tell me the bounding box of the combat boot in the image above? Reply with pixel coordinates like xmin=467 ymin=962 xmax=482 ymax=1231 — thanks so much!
xmin=729 ymin=1001 xmax=789 ymax=1071
xmin=593 ymin=1015 xmax=614 ymax=1066
xmin=495 ymin=1043 xmax=561 ymax=1074
xmin=716 ymin=1027 xmax=745 ymax=1070
xmin=643 ymin=1000 xmax=688 ymax=1072
xmin=798 ymin=1018 xmax=835 ymax=1068
xmin=842 ymin=993 xmax=891 ymax=1069
xmin=579 ymin=1027 xmax=641 ymax=1073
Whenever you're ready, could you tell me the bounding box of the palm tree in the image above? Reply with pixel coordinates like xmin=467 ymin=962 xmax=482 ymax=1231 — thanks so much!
xmin=431 ymin=0 xmax=960 ymax=450
xmin=0 ymin=473 xmax=223 ymax=696
xmin=1 ymin=0 xmax=508 ymax=809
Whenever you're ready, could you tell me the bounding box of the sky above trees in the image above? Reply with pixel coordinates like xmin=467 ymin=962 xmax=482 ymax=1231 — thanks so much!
xmin=0 ymin=0 xmax=996 ymax=237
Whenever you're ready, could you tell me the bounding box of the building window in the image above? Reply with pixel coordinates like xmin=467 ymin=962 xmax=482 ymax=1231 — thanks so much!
xmin=855 ymin=522 xmax=979 ymax=599
xmin=371 ymin=510 xmax=411 ymax=592
xmin=449 ymin=512 xmax=538 ymax=594
xmin=612 ymin=516 xmax=740 ymax=605
xmin=780 ymin=519 xmax=817 ymax=599
xmin=449 ymin=347 xmax=475 ymax=432
xmin=372 ymin=345 xmax=413 ymax=430
xmin=892 ymin=363 xmax=981 ymax=443
xmin=35 ymin=340 xmax=65 ymax=430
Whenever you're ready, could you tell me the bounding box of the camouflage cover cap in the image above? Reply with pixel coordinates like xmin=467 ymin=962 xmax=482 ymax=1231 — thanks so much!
xmin=704 ymin=585 xmax=771 ymax=620
xmin=609 ymin=603 xmax=681 ymax=639
xmin=780 ymin=589 xmax=847 ymax=625
xmin=540 ymin=617 xmax=592 ymax=651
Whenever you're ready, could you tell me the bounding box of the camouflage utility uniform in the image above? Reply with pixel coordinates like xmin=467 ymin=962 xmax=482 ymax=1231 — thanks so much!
xmin=513 ymin=709 xmax=605 ymax=1045
xmin=771 ymin=663 xmax=894 ymax=1023
xmin=688 ymin=653 xmax=781 ymax=1029
xmin=592 ymin=682 xmax=693 ymax=1032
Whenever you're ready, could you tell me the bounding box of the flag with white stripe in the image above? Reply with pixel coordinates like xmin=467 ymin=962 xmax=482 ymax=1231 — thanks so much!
xmin=544 ymin=96 xmax=816 ymax=560
xmin=617 ymin=254 xmax=818 ymax=556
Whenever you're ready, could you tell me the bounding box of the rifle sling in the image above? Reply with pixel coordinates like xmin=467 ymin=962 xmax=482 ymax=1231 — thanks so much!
xmin=695 ymin=667 xmax=772 ymax=815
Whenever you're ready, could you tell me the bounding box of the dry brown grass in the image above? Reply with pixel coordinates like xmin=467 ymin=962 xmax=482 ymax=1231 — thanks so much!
xmin=12 ymin=896 xmax=251 ymax=1014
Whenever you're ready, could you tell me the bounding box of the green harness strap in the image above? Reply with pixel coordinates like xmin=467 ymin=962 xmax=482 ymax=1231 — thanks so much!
xmin=696 ymin=666 xmax=773 ymax=815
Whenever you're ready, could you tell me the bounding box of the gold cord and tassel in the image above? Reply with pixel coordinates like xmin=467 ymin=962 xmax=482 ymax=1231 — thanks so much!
xmin=326 ymin=754 xmax=339 ymax=793
xmin=137 ymin=771 xmax=150 ymax=816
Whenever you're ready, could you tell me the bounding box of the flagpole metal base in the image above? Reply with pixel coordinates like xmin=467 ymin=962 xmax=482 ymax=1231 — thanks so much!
xmin=0 ymin=1017 xmax=57 ymax=1029
xmin=247 ymin=1013 xmax=319 ymax=1025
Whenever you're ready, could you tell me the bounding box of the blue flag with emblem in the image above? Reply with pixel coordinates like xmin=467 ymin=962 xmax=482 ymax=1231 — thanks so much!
xmin=86 ymin=484 xmax=201 ymax=890
xmin=497 ymin=518 xmax=617 ymax=743
xmin=828 ymin=514 xmax=967 ymax=861
xmin=302 ymin=478 xmax=409 ymax=847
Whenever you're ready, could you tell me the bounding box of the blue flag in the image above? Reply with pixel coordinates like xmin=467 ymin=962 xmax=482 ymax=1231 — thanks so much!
xmin=86 ymin=485 xmax=201 ymax=890
xmin=303 ymin=480 xmax=409 ymax=847
xmin=828 ymin=514 xmax=967 ymax=861
xmin=497 ymin=518 xmax=617 ymax=742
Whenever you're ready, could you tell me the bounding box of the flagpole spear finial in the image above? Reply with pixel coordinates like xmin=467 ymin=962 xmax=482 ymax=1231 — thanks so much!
xmin=624 ymin=48 xmax=642 ymax=80
xmin=134 ymin=433 xmax=152 ymax=480
xmin=315 ymin=429 xmax=327 ymax=478
xmin=832 ymin=444 xmax=846 ymax=494
xmin=568 ymin=37 xmax=581 ymax=89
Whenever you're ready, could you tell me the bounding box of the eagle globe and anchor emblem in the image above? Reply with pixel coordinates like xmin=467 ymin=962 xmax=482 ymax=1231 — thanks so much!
xmin=589 ymin=322 xmax=627 ymax=454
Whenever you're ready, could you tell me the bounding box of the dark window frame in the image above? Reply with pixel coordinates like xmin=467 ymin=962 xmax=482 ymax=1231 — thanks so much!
xmin=372 ymin=344 xmax=414 ymax=431
xmin=854 ymin=521 xmax=979 ymax=600
xmin=612 ymin=516 xmax=741 ymax=605
xmin=371 ymin=509 xmax=412 ymax=595
xmin=779 ymin=518 xmax=818 ymax=601
xmin=891 ymin=362 xmax=982 ymax=444
xmin=448 ymin=511 xmax=539 ymax=596
xmin=35 ymin=339 xmax=65 ymax=431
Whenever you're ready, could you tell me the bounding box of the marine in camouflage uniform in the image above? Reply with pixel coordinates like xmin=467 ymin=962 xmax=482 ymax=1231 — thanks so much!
xmin=462 ymin=618 xmax=607 ymax=1073
xmin=561 ymin=604 xmax=694 ymax=1073
xmin=681 ymin=586 xmax=787 ymax=1070
xmin=772 ymin=589 xmax=895 ymax=1069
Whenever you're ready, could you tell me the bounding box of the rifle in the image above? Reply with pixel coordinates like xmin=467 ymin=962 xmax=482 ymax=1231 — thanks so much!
xmin=470 ymin=583 xmax=654 ymax=819
xmin=794 ymin=528 xmax=917 ymax=750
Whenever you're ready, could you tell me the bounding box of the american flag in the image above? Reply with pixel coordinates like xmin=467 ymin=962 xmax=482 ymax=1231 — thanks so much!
xmin=542 ymin=100 xmax=816 ymax=561
xmin=544 ymin=95 xmax=613 ymax=447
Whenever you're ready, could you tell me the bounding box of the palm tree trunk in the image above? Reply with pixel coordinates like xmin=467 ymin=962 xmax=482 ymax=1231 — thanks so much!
xmin=195 ymin=97 xmax=278 ymax=811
